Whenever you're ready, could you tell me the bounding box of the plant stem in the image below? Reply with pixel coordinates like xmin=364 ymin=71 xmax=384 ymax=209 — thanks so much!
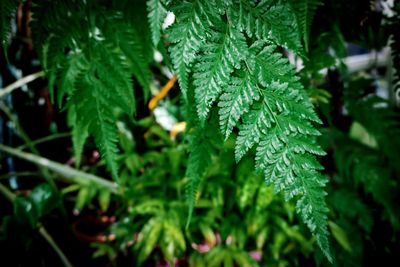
xmin=0 ymin=144 xmax=119 ymax=194
xmin=0 ymin=71 xmax=45 ymax=99
xmin=39 ymin=226 xmax=75 ymax=267
xmin=0 ymin=183 xmax=16 ymax=201
xmin=17 ymin=132 xmax=71 ymax=150
xmin=0 ymin=183 xmax=74 ymax=267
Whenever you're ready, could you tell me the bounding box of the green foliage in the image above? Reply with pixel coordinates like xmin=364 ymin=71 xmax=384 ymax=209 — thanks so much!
xmin=167 ymin=0 xmax=212 ymax=97
xmin=0 ymin=0 xmax=331 ymax=260
xmin=2 ymin=0 xmax=400 ymax=265
xmin=0 ymin=0 xmax=19 ymax=56
xmin=334 ymin=123 xmax=400 ymax=229
xmin=7 ymin=184 xmax=60 ymax=229
xmin=95 ymin=118 xmax=316 ymax=266
xmin=344 ymin=78 xmax=400 ymax=173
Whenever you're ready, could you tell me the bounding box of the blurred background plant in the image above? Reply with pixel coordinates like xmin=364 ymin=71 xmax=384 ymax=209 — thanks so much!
xmin=1 ymin=0 xmax=400 ymax=266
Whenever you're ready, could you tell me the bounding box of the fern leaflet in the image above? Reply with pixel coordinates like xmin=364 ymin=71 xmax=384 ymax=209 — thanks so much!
xmin=185 ymin=126 xmax=214 ymax=227
xmin=194 ymin=25 xmax=248 ymax=122
xmin=290 ymin=0 xmax=322 ymax=52
xmin=168 ymin=0 xmax=214 ymax=97
xmin=147 ymin=0 xmax=167 ymax=46
xmin=0 ymin=0 xmax=19 ymax=57
xmin=234 ymin=0 xmax=303 ymax=55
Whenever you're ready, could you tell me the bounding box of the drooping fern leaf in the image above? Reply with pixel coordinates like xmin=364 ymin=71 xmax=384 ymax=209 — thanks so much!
xmin=290 ymin=0 xmax=322 ymax=52
xmin=0 ymin=0 xmax=20 ymax=58
xmin=167 ymin=0 xmax=215 ymax=97
xmin=100 ymin=17 xmax=151 ymax=95
xmin=184 ymin=87 xmax=217 ymax=227
xmin=65 ymin=41 xmax=134 ymax=179
xmin=185 ymin=126 xmax=214 ymax=227
xmin=147 ymin=0 xmax=167 ymax=47
xmin=30 ymin=0 xmax=150 ymax=179
xmin=166 ymin=0 xmax=332 ymax=260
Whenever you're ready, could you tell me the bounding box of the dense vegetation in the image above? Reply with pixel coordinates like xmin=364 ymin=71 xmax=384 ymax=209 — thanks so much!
xmin=0 ymin=0 xmax=399 ymax=266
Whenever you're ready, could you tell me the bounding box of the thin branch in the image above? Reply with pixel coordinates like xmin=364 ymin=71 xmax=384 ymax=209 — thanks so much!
xmin=0 ymin=71 xmax=45 ymax=99
xmin=0 ymin=144 xmax=119 ymax=194
xmin=39 ymin=226 xmax=75 ymax=267
xmin=17 ymin=132 xmax=71 ymax=151
xmin=0 ymin=183 xmax=16 ymax=202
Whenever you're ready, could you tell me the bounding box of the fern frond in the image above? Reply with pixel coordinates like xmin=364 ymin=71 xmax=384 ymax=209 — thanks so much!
xmin=194 ymin=26 xmax=248 ymax=122
xmin=68 ymin=107 xmax=89 ymax=169
xmin=0 ymin=0 xmax=19 ymax=56
xmin=290 ymin=0 xmax=322 ymax=52
xmin=294 ymin=172 xmax=331 ymax=260
xmin=168 ymin=0 xmax=215 ymax=97
xmin=100 ymin=16 xmax=151 ymax=94
xmin=63 ymin=53 xmax=90 ymax=167
xmin=169 ymin=1 xmax=331 ymax=259
xmin=235 ymin=101 xmax=273 ymax=161
xmin=30 ymin=1 xmax=143 ymax=179
xmin=185 ymin=126 xmax=214 ymax=227
xmin=31 ymin=0 xmax=87 ymax=101
xmin=219 ymin=73 xmax=260 ymax=139
xmin=234 ymin=0 xmax=303 ymax=55
xmin=67 ymin=44 xmax=132 ymax=179
xmin=147 ymin=0 xmax=167 ymax=46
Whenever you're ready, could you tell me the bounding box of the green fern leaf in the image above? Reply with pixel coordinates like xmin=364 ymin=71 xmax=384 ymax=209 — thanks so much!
xmin=31 ymin=0 xmax=86 ymax=101
xmin=185 ymin=126 xmax=214 ymax=227
xmin=147 ymin=0 xmax=167 ymax=46
xmin=68 ymin=106 xmax=89 ymax=168
xmin=254 ymin=128 xmax=330 ymax=260
xmin=290 ymin=0 xmax=321 ymax=52
xmin=168 ymin=0 xmax=214 ymax=97
xmin=169 ymin=1 xmax=331 ymax=258
xmin=294 ymin=172 xmax=331 ymax=261
xmin=101 ymin=16 xmax=151 ymax=95
xmin=0 ymin=0 xmax=19 ymax=57
xmin=235 ymin=101 xmax=273 ymax=161
xmin=58 ymin=52 xmax=88 ymax=107
xmin=219 ymin=73 xmax=260 ymax=139
xmin=30 ymin=1 xmax=148 ymax=179
xmin=234 ymin=0 xmax=303 ymax=55
xmin=194 ymin=26 xmax=248 ymax=122
xmin=68 ymin=47 xmax=130 ymax=179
